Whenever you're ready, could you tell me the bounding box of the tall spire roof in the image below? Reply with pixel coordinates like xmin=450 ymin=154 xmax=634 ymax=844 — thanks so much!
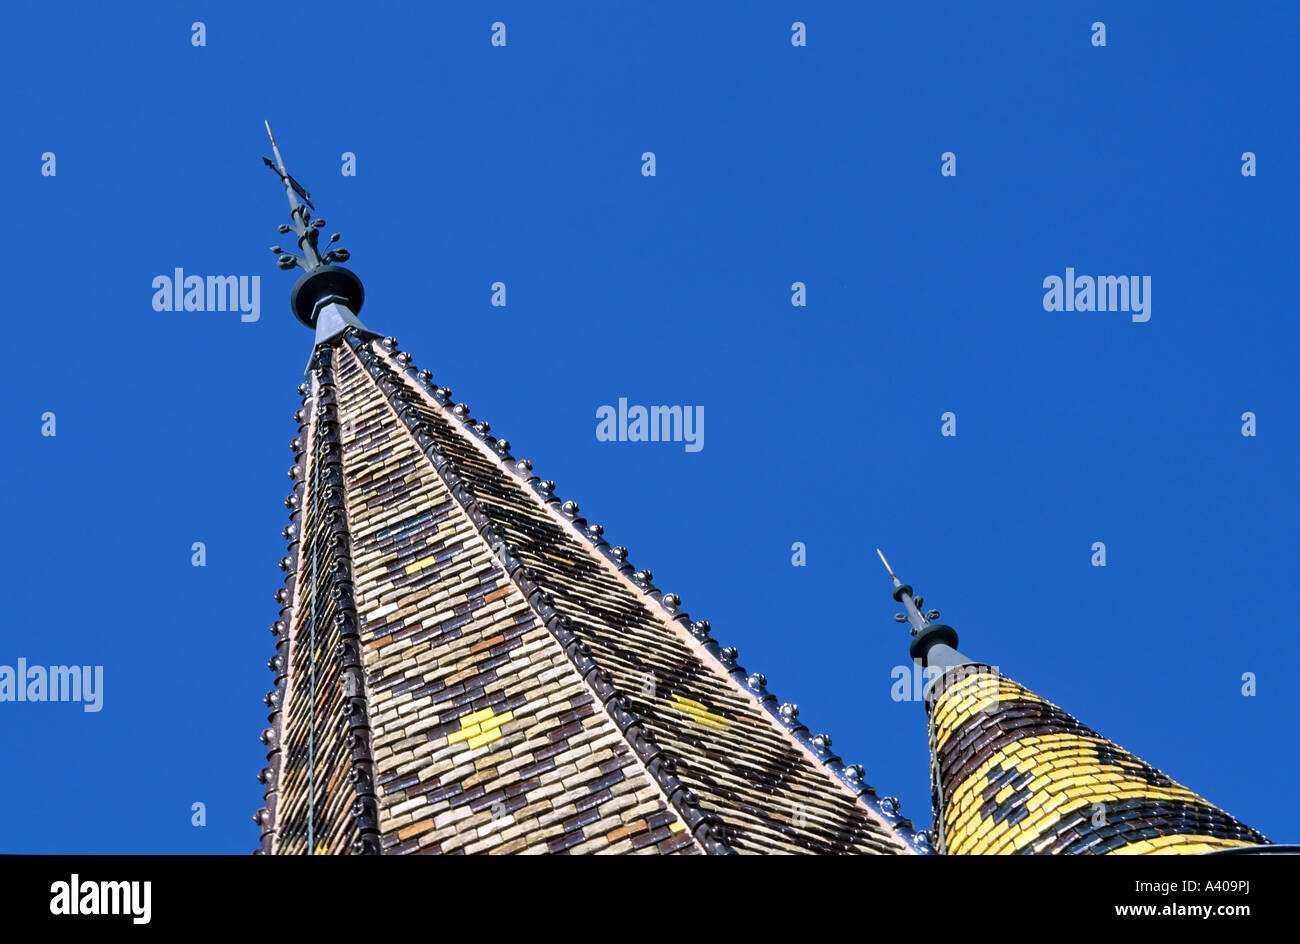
xmin=883 ymin=556 xmax=1274 ymax=855
xmin=255 ymin=137 xmax=930 ymax=854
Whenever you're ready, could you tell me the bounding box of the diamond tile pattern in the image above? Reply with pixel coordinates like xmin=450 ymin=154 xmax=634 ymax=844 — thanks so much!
xmin=929 ymin=668 xmax=1271 ymax=855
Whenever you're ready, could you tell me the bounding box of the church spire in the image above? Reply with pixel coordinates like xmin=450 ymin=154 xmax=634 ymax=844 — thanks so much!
xmin=255 ymin=137 xmax=928 ymax=855
xmin=883 ymin=553 xmax=1273 ymax=854
xmin=263 ymin=122 xmax=374 ymax=347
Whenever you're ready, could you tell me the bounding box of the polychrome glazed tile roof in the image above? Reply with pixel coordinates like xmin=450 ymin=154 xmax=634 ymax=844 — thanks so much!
xmin=927 ymin=667 xmax=1271 ymax=855
xmin=335 ymin=340 xmax=695 ymax=854
xmin=256 ymin=329 xmax=928 ymax=854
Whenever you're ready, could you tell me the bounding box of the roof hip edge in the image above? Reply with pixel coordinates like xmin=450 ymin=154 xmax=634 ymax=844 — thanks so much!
xmin=255 ymin=343 xmax=382 ymax=855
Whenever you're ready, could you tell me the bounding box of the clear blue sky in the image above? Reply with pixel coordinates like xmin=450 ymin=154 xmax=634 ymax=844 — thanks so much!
xmin=1 ymin=2 xmax=1295 ymax=853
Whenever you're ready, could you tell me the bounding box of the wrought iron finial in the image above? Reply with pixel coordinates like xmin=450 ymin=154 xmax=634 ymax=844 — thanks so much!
xmin=880 ymin=550 xmax=973 ymax=693
xmin=264 ymin=121 xmax=353 ymax=275
xmin=262 ymin=122 xmax=367 ymax=333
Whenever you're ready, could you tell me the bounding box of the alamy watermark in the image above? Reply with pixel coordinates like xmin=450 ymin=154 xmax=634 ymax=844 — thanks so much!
xmin=50 ymin=875 xmax=150 ymax=924
xmin=1042 ymin=268 xmax=1151 ymax=322
xmin=596 ymin=398 xmax=703 ymax=453
xmin=0 ymin=658 xmax=103 ymax=712
xmin=151 ymin=268 xmax=260 ymax=322
xmin=891 ymin=661 xmax=1002 ymax=707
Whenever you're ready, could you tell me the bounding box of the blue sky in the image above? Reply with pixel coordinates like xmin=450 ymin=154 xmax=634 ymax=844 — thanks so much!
xmin=0 ymin=2 xmax=1295 ymax=853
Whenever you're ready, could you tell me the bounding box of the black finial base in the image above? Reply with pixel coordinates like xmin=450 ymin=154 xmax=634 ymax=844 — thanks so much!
xmin=291 ymin=265 xmax=364 ymax=328
xmin=909 ymin=623 xmax=960 ymax=664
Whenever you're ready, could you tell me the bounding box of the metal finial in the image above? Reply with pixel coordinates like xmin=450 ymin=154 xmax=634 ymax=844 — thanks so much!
xmin=263 ymin=121 xmax=326 ymax=273
xmin=262 ymin=123 xmax=367 ymax=334
xmin=884 ymin=554 xmax=974 ymax=699
xmin=263 ymin=124 xmax=352 ymax=275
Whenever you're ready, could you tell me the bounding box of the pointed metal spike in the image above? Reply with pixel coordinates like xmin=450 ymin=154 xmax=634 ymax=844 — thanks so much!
xmin=264 ymin=120 xmax=286 ymax=172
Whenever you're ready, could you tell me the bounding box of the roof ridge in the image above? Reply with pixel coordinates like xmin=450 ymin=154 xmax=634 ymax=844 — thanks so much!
xmin=355 ymin=330 xmax=932 ymax=854
xmin=253 ymin=379 xmax=311 ymax=853
xmin=252 ymin=345 xmax=379 ymax=858
xmin=344 ymin=332 xmax=732 ymax=854
xmin=255 ymin=346 xmax=382 ymax=854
